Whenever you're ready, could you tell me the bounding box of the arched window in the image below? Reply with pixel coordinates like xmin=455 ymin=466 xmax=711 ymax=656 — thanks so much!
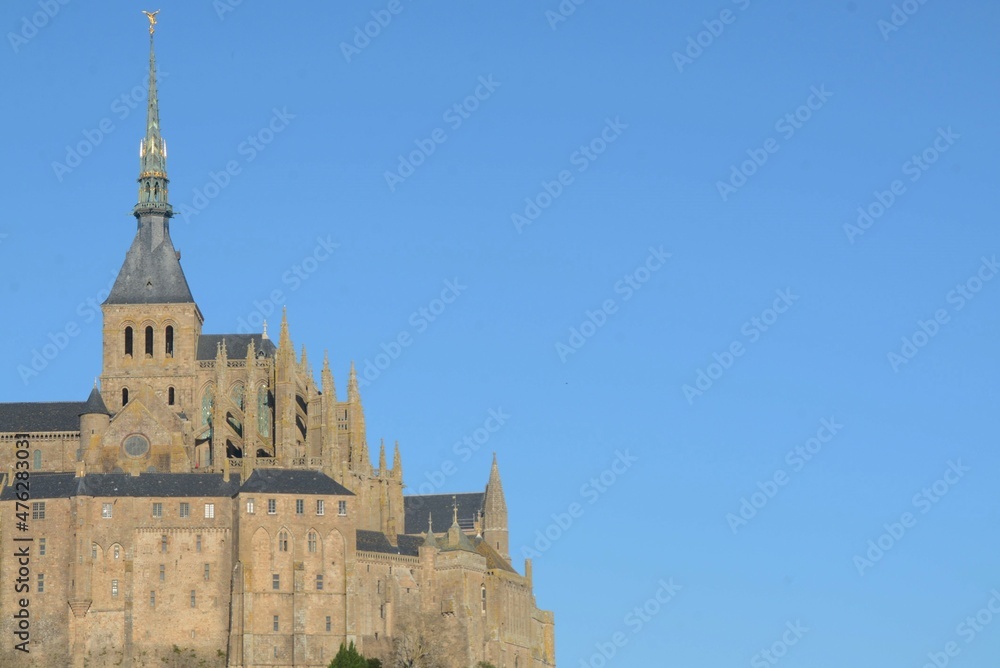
xmin=165 ymin=326 xmax=174 ymax=357
xmin=144 ymin=326 xmax=154 ymax=357
xmin=168 ymin=387 xmax=175 ymax=405
xmin=122 ymin=388 xmax=129 ymax=406
xmin=481 ymin=584 xmax=487 ymax=613
xmin=202 ymin=387 xmax=215 ymax=426
xmin=124 ymin=327 xmax=133 ymax=356
xmin=257 ymin=387 xmax=271 ymax=437
xmin=33 ymin=450 xmax=41 ymax=470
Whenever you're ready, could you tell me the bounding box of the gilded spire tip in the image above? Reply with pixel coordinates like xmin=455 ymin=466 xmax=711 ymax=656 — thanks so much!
xmin=143 ymin=10 xmax=160 ymax=35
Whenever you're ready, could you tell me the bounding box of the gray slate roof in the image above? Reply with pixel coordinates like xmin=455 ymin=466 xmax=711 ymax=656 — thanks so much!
xmin=0 ymin=402 xmax=86 ymax=433
xmin=0 ymin=472 xmax=78 ymax=500
xmin=0 ymin=469 xmax=350 ymax=500
xmin=105 ymin=217 xmax=195 ymax=305
xmin=240 ymin=469 xmax=353 ymax=496
xmin=403 ymin=492 xmax=484 ymax=535
xmin=82 ymin=386 xmax=111 ymax=416
xmin=197 ymin=334 xmax=277 ymax=361
xmin=356 ymin=529 xmax=423 ymax=556
xmin=78 ymin=472 xmax=243 ymax=498
xmin=0 ymin=472 xmax=242 ymax=500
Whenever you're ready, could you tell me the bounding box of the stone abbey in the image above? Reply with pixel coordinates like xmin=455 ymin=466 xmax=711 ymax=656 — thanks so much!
xmin=0 ymin=16 xmax=555 ymax=668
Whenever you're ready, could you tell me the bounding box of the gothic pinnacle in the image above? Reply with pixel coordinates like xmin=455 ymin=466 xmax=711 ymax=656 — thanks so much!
xmin=278 ymin=308 xmax=292 ymax=353
xmin=393 ymin=441 xmax=402 ymax=474
xmin=321 ymin=351 xmax=338 ymax=401
xmin=348 ymin=361 xmax=361 ymax=402
xmin=379 ymin=439 xmax=387 ymax=472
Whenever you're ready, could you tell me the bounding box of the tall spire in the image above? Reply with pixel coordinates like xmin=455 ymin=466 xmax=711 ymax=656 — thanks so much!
xmin=106 ymin=11 xmax=193 ymax=306
xmin=135 ymin=10 xmax=171 ymax=218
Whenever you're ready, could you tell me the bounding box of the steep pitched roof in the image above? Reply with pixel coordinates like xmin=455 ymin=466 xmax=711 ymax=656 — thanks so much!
xmin=197 ymin=334 xmax=277 ymax=360
xmin=403 ymin=492 xmax=483 ymax=535
xmin=473 ymin=535 xmax=517 ymax=573
xmin=105 ymin=222 xmax=194 ymax=305
xmin=239 ymin=468 xmax=353 ymax=496
xmin=0 ymin=402 xmax=86 ymax=433
xmin=82 ymin=386 xmax=111 ymax=416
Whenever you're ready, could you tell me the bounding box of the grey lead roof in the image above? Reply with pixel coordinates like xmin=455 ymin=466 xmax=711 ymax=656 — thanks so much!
xmin=104 ymin=217 xmax=195 ymax=305
xmin=197 ymin=335 xmax=277 ymax=360
xmin=403 ymin=492 xmax=484 ymax=535
xmin=0 ymin=402 xmax=86 ymax=433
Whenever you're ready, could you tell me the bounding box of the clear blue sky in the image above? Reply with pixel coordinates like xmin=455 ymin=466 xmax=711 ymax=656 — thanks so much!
xmin=2 ymin=1 xmax=999 ymax=666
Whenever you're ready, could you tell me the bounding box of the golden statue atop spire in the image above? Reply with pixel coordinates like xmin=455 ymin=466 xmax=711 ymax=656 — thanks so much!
xmin=142 ymin=10 xmax=160 ymax=35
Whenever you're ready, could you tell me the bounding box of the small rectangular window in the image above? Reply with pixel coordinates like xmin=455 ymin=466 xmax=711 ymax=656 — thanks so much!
xmin=152 ymin=502 xmax=162 ymax=518
xmin=159 ymin=564 xmax=165 ymax=582
xmin=37 ymin=573 xmax=44 ymax=593
xmin=267 ymin=499 xmax=276 ymax=515
xmin=32 ymin=502 xmax=45 ymax=520
xmin=91 ymin=544 xmax=97 ymax=559
xmin=316 ymin=499 xmax=325 ymax=515
xmin=190 ymin=590 xmax=196 ymax=608
xmin=308 ymin=532 xmax=317 ymax=553
xmin=161 ymin=535 xmax=168 ymax=553
xmin=316 ymin=574 xmax=323 ymax=591
xmin=246 ymin=498 xmax=255 ymax=514
xmin=338 ymin=501 xmax=347 ymax=516
xmin=326 ymin=616 xmax=332 ymax=632
xmin=272 ymin=574 xmax=280 ymax=590
xmin=296 ymin=499 xmax=304 ymax=515
xmin=102 ymin=503 xmax=113 ymax=519
xmin=179 ymin=502 xmax=190 ymax=518
xmin=39 ymin=538 xmax=46 ymax=556
xmin=204 ymin=503 xmax=214 ymax=519
xmin=273 ymin=615 xmax=279 ymax=632
xmin=114 ymin=545 xmax=120 ymax=560
xmin=196 ymin=535 xmax=202 ymax=552
xmin=204 ymin=563 xmax=210 ymax=581
xmin=150 ymin=591 xmax=155 ymax=607
xmin=112 ymin=580 xmax=119 ymax=597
